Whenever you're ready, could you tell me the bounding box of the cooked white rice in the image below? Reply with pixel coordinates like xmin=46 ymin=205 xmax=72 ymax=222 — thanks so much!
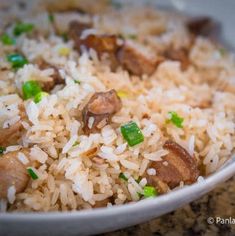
xmin=0 ymin=0 xmax=234 ymax=212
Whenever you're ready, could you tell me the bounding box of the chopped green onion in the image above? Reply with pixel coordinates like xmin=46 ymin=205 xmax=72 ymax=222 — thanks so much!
xmin=13 ymin=22 xmax=34 ymax=36
xmin=22 ymin=80 xmax=42 ymax=100
xmin=72 ymin=141 xmax=80 ymax=147
xmin=0 ymin=33 xmax=16 ymax=45
xmin=61 ymin=33 xmax=68 ymax=42
xmin=143 ymin=186 xmax=158 ymax=198
xmin=27 ymin=167 xmax=38 ymax=180
xmin=74 ymin=80 xmax=81 ymax=84
xmin=48 ymin=13 xmax=54 ymax=23
xmin=167 ymin=111 xmax=184 ymax=128
xmin=135 ymin=177 xmax=141 ymax=183
xmin=7 ymin=53 xmax=28 ymax=69
xmin=219 ymin=48 xmax=227 ymax=56
xmin=126 ymin=34 xmax=137 ymax=40
xmin=34 ymin=92 xmax=48 ymax=103
xmin=0 ymin=147 xmax=6 ymax=155
xmin=121 ymin=121 xmax=144 ymax=147
xmin=119 ymin=173 xmax=128 ymax=181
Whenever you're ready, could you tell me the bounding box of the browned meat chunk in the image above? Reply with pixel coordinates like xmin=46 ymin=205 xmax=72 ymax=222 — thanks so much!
xmin=0 ymin=149 xmax=30 ymax=198
xmin=146 ymin=140 xmax=199 ymax=193
xmin=69 ymin=20 xmax=119 ymax=56
xmin=69 ymin=21 xmax=161 ymax=75
xmin=37 ymin=60 xmax=64 ymax=92
xmin=0 ymin=121 xmax=23 ymax=147
xmin=69 ymin=21 xmax=120 ymax=69
xmin=117 ymin=44 xmax=161 ymax=76
xmin=164 ymin=48 xmax=190 ymax=70
xmin=80 ymin=34 xmax=120 ymax=56
xmin=0 ymin=105 xmax=26 ymax=147
xmin=82 ymin=89 xmax=122 ymax=134
xmin=68 ymin=20 xmax=93 ymax=42
xmin=187 ymin=17 xmax=214 ymax=36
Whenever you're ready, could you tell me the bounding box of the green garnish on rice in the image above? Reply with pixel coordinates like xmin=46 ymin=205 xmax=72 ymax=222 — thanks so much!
xmin=34 ymin=92 xmax=48 ymax=103
xmin=13 ymin=22 xmax=34 ymax=36
xmin=0 ymin=33 xmax=16 ymax=45
xmin=143 ymin=186 xmax=158 ymax=198
xmin=167 ymin=111 xmax=184 ymax=128
xmin=7 ymin=53 xmax=28 ymax=69
xmin=219 ymin=47 xmax=227 ymax=56
xmin=72 ymin=141 xmax=80 ymax=147
xmin=126 ymin=34 xmax=137 ymax=40
xmin=0 ymin=147 xmax=6 ymax=155
xmin=48 ymin=13 xmax=55 ymax=23
xmin=74 ymin=80 xmax=81 ymax=84
xmin=22 ymin=80 xmax=42 ymax=100
xmin=27 ymin=167 xmax=39 ymax=180
xmin=119 ymin=173 xmax=128 ymax=181
xmin=61 ymin=33 xmax=68 ymax=42
xmin=121 ymin=121 xmax=144 ymax=147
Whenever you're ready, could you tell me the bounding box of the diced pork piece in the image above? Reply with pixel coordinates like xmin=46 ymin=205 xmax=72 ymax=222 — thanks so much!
xmin=146 ymin=140 xmax=199 ymax=193
xmin=37 ymin=60 xmax=64 ymax=92
xmin=82 ymin=89 xmax=122 ymax=134
xmin=0 ymin=149 xmax=30 ymax=198
xmin=0 ymin=121 xmax=23 ymax=147
xmin=69 ymin=21 xmax=161 ymax=75
xmin=0 ymin=104 xmax=26 ymax=147
xmin=68 ymin=20 xmax=93 ymax=41
xmin=69 ymin=21 xmax=120 ymax=69
xmin=69 ymin=20 xmax=118 ymax=56
xmin=187 ymin=17 xmax=214 ymax=36
xmin=80 ymin=34 xmax=120 ymax=56
xmin=164 ymin=48 xmax=190 ymax=70
xmin=117 ymin=44 xmax=161 ymax=76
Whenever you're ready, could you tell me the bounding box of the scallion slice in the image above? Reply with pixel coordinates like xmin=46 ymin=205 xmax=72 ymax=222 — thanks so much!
xmin=167 ymin=111 xmax=184 ymax=128
xmin=61 ymin=33 xmax=68 ymax=42
xmin=22 ymin=80 xmax=42 ymax=100
xmin=219 ymin=48 xmax=227 ymax=56
xmin=7 ymin=53 xmax=28 ymax=69
xmin=74 ymin=80 xmax=81 ymax=84
xmin=72 ymin=141 xmax=80 ymax=147
xmin=34 ymin=92 xmax=48 ymax=103
xmin=119 ymin=173 xmax=128 ymax=181
xmin=27 ymin=167 xmax=38 ymax=180
xmin=0 ymin=147 xmax=6 ymax=155
xmin=48 ymin=13 xmax=54 ymax=23
xmin=121 ymin=121 xmax=144 ymax=147
xmin=0 ymin=33 xmax=15 ymax=45
xmin=143 ymin=186 xmax=158 ymax=198
xmin=13 ymin=22 xmax=34 ymax=36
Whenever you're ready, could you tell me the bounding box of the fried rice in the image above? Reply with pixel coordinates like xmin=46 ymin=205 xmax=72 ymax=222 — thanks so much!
xmin=0 ymin=0 xmax=234 ymax=212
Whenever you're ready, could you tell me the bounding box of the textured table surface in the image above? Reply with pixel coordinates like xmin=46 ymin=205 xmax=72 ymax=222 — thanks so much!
xmin=103 ymin=177 xmax=235 ymax=236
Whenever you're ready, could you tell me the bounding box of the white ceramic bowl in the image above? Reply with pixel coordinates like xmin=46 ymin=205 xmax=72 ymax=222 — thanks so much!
xmin=0 ymin=1 xmax=235 ymax=235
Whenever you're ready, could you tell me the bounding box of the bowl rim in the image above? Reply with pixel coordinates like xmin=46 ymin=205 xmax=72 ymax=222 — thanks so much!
xmin=1 ymin=157 xmax=234 ymax=221
xmin=0 ymin=0 xmax=235 ymax=223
